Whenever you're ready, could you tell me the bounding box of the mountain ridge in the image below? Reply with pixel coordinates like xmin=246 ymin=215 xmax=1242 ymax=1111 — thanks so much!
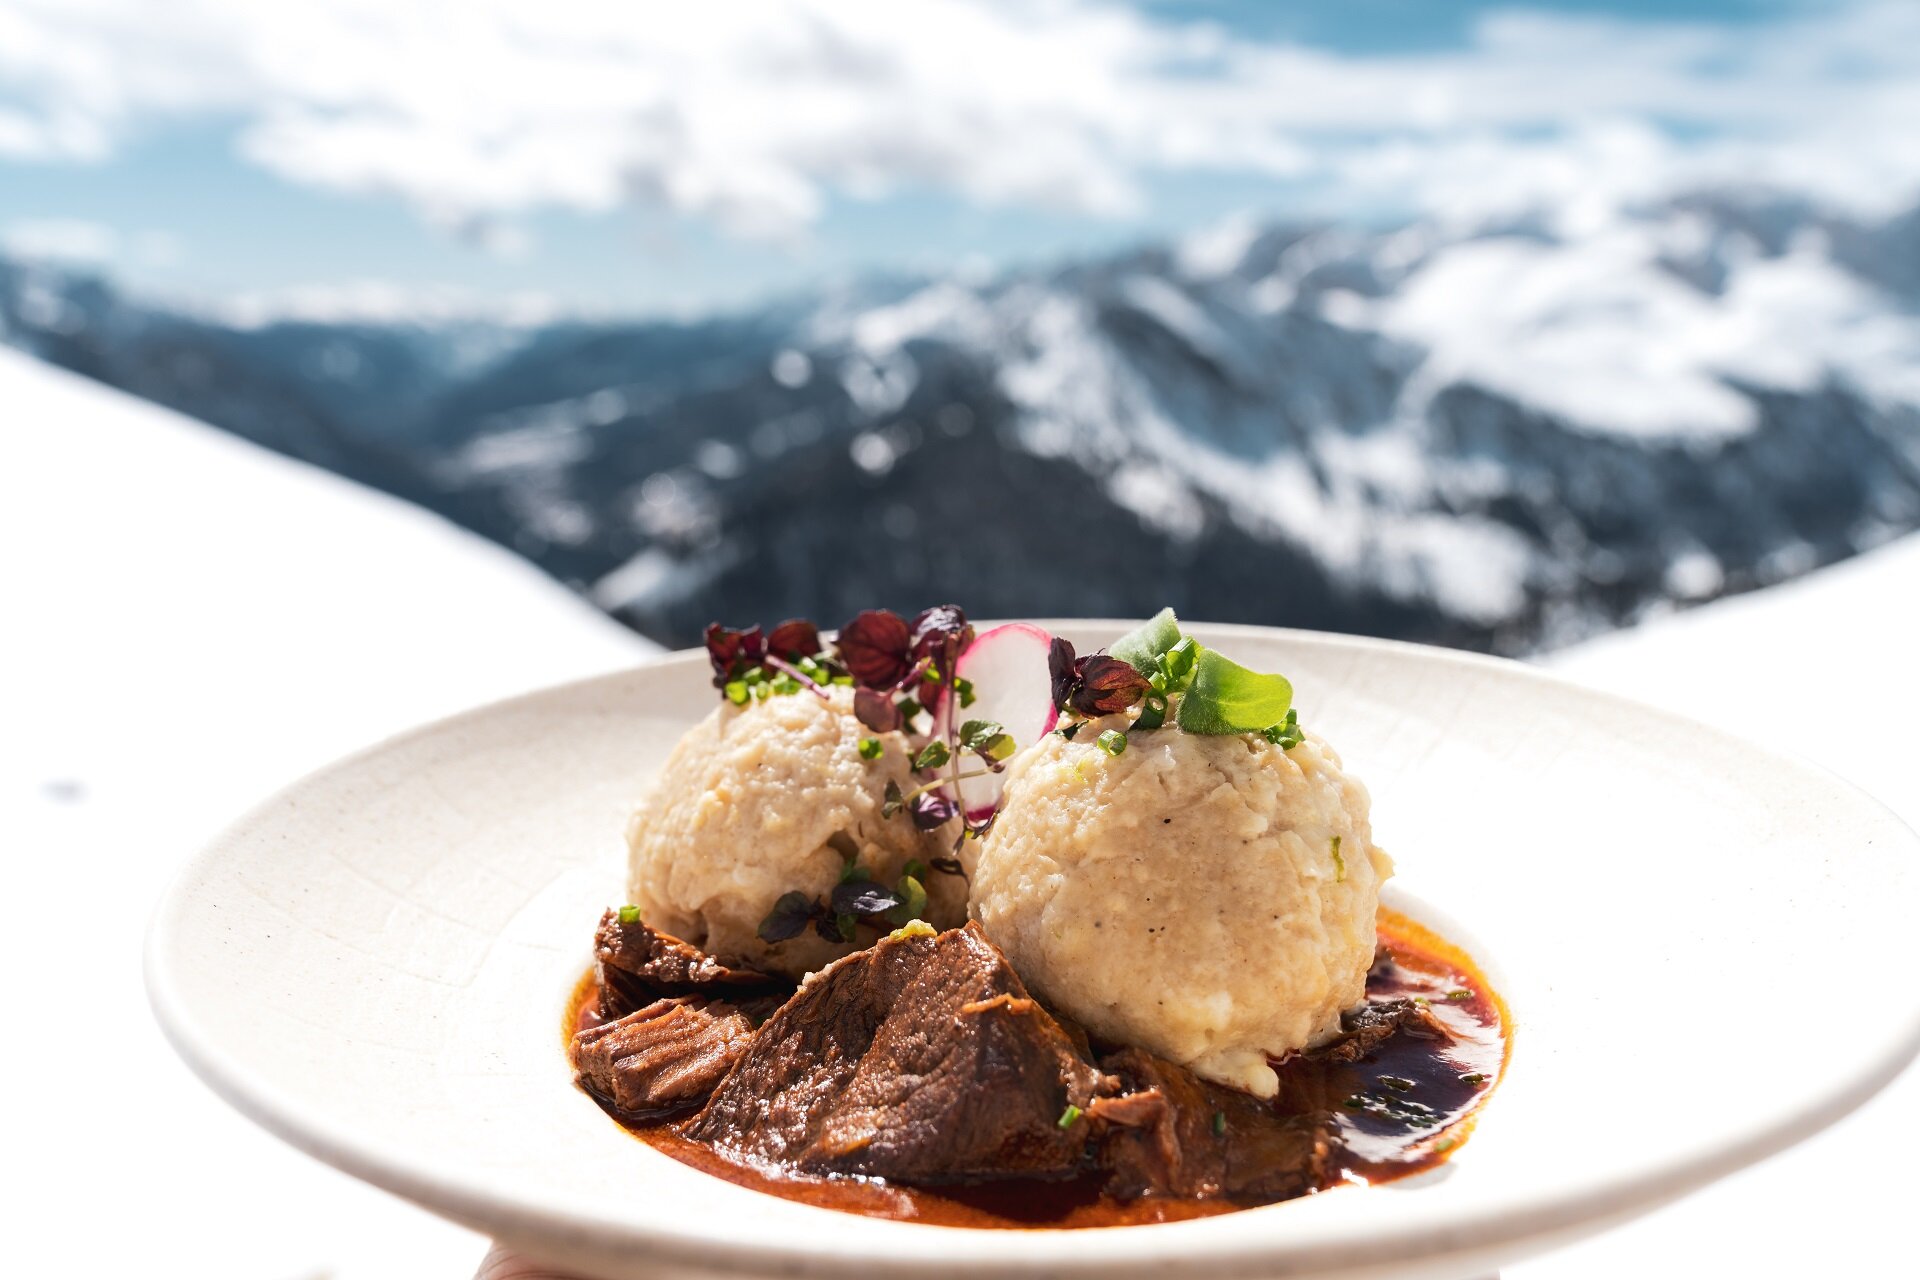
xmin=6 ymin=188 xmax=1917 ymax=653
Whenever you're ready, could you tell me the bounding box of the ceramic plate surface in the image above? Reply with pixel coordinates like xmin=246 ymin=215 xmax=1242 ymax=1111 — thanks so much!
xmin=148 ymin=625 xmax=1920 ymax=1280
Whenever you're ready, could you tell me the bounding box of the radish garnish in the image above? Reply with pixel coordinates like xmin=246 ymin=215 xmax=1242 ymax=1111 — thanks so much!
xmin=935 ymin=622 xmax=1058 ymax=819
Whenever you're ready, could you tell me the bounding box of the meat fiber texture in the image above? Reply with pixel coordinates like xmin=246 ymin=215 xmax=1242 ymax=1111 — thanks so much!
xmin=971 ymin=721 xmax=1390 ymax=1097
xmin=626 ymin=687 xmax=963 ymax=977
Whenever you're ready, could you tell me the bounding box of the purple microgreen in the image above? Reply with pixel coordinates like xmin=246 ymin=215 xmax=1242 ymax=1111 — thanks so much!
xmin=854 ymin=687 xmax=903 ymax=733
xmin=757 ymin=891 xmax=816 ymax=943
xmin=766 ymin=618 xmax=823 ymax=661
xmin=930 ymin=855 xmax=967 ymax=878
xmin=909 ymin=789 xmax=957 ymax=830
xmin=704 ymin=623 xmax=766 ymax=688
xmin=831 ymin=879 xmax=905 ymax=917
xmin=1048 ymin=636 xmax=1078 ymax=710
xmin=835 ymin=609 xmax=914 ymax=688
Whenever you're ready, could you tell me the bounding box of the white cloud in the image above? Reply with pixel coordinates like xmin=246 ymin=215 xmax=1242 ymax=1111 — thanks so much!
xmin=0 ymin=0 xmax=1916 ymax=240
xmin=1 ymin=216 xmax=117 ymax=263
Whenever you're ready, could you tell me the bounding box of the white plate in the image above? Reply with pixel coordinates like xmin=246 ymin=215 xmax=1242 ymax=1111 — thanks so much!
xmin=147 ymin=624 xmax=1920 ymax=1280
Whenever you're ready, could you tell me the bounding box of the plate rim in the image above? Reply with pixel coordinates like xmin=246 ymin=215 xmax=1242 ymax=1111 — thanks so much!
xmin=145 ymin=622 xmax=1920 ymax=1278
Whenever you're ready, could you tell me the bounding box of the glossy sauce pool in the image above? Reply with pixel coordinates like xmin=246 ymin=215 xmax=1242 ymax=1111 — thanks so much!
xmin=567 ymin=907 xmax=1508 ymax=1229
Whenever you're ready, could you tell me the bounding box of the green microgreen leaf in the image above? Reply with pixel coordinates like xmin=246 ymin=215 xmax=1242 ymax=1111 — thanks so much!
xmin=1110 ymin=607 xmax=1182 ymax=675
xmin=1177 ymin=648 xmax=1294 ymax=735
xmin=616 ymin=904 xmax=641 ymax=925
xmin=887 ymin=874 xmax=928 ymax=926
xmin=912 ymin=740 xmax=950 ymax=771
xmin=976 ymin=732 xmax=1016 ymax=762
xmin=1097 ymin=728 xmax=1128 ymax=757
xmin=904 ymin=858 xmax=929 ymax=881
xmin=897 ymin=696 xmax=923 ymax=721
xmin=954 ymin=677 xmax=976 ymax=708
xmin=1057 ymin=722 xmax=1083 ymax=741
xmin=1057 ymin=1104 xmax=1083 ymax=1129
xmin=858 ymin=737 xmax=884 ymax=760
xmin=834 ymin=911 xmax=859 ymax=942
xmin=882 ymin=779 xmax=906 ymax=818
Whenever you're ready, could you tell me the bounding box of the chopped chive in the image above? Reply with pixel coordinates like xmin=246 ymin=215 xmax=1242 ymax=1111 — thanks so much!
xmin=724 ymin=679 xmax=749 ymax=705
xmin=1446 ymin=989 xmax=1475 ymax=1003
xmin=1379 ymin=1075 xmax=1415 ymax=1092
xmin=858 ymin=737 xmax=884 ymax=760
xmin=1211 ymin=1110 xmax=1227 ymax=1137
xmin=1097 ymin=729 xmax=1128 ymax=757
xmin=1057 ymin=1104 xmax=1083 ymax=1129
xmin=1330 ymin=834 xmax=1345 ymax=882
xmin=1460 ymin=1072 xmax=1489 ymax=1086
xmin=616 ymin=904 xmax=641 ymax=925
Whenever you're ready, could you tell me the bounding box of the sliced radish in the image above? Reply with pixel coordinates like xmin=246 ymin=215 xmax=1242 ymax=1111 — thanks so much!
xmin=933 ymin=622 xmax=1058 ymax=819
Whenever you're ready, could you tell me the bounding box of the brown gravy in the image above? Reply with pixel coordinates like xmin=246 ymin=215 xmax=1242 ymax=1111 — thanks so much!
xmin=567 ymin=907 xmax=1507 ymax=1229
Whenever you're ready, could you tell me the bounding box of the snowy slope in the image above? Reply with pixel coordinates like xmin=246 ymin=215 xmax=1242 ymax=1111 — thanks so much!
xmin=1 ymin=347 xmax=648 ymax=1279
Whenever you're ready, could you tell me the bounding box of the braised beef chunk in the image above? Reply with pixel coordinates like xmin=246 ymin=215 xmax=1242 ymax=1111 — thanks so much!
xmin=594 ymin=910 xmax=786 ymax=1019
xmin=684 ymin=923 xmax=1110 ymax=1183
xmin=1092 ymin=1049 xmax=1329 ymax=1201
xmin=572 ymin=997 xmax=762 ymax=1115
xmin=1310 ymin=997 xmax=1452 ymax=1065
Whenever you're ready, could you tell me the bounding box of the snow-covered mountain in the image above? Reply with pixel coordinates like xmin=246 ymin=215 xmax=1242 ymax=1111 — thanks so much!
xmin=7 ymin=191 xmax=1918 ymax=653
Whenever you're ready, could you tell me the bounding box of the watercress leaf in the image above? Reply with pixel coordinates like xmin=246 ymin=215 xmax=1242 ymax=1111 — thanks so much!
xmin=1109 ymin=607 xmax=1181 ymax=675
xmin=1176 ymin=648 xmax=1294 ymax=735
xmin=958 ymin=718 xmax=1005 ymax=750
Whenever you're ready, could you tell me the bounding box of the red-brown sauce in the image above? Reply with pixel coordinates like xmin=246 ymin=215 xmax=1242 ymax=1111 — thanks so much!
xmin=566 ymin=907 xmax=1508 ymax=1229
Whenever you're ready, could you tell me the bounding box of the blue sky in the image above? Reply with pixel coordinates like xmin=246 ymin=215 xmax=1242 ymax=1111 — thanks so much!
xmin=0 ymin=0 xmax=1908 ymax=319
